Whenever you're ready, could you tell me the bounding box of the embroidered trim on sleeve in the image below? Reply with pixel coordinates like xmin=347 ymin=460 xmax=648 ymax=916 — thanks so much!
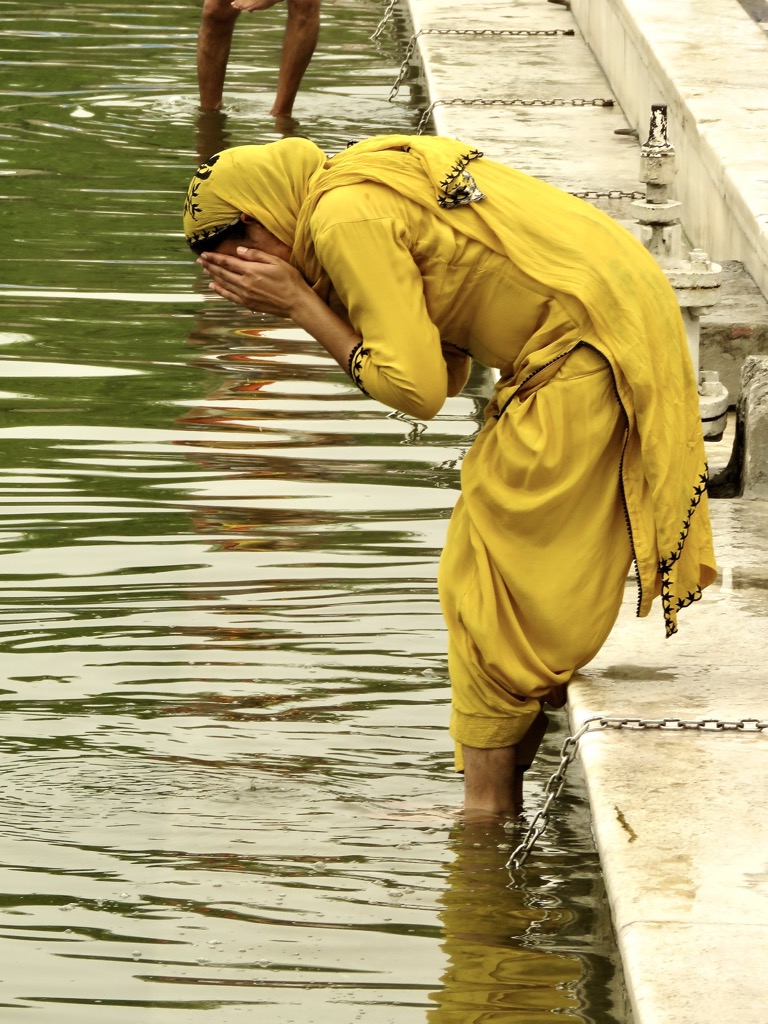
xmin=347 ymin=341 xmax=371 ymax=395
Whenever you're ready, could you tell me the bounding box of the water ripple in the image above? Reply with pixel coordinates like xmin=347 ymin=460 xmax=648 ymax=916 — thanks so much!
xmin=0 ymin=1 xmax=626 ymax=1019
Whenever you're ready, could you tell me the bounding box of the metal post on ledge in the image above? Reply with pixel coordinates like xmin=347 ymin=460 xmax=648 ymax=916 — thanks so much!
xmin=631 ymin=105 xmax=729 ymax=440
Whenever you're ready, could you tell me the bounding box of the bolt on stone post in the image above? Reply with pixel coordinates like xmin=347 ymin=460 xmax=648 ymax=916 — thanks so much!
xmin=631 ymin=104 xmax=729 ymax=439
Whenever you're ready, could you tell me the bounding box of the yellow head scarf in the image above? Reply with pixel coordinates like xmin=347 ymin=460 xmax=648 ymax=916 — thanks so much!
xmin=182 ymin=137 xmax=328 ymax=252
xmin=182 ymin=135 xmax=486 ymax=262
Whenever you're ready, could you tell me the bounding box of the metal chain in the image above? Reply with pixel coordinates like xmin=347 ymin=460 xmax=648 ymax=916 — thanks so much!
xmin=388 ymin=36 xmax=418 ymax=100
xmin=569 ymin=188 xmax=646 ymax=200
xmin=388 ymin=409 xmax=427 ymax=442
xmin=507 ymin=715 xmax=768 ymax=873
xmin=419 ymin=28 xmax=575 ymax=37
xmin=371 ymin=0 xmax=400 ymax=41
xmin=388 ymin=29 xmax=575 ymax=100
xmin=416 ymin=96 xmax=614 ymax=133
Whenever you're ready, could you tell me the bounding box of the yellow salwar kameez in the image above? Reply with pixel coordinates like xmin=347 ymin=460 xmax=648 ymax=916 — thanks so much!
xmin=183 ymin=135 xmax=717 ymax=760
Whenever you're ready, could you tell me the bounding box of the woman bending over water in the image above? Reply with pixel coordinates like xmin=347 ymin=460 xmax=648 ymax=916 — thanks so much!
xmin=183 ymin=135 xmax=716 ymax=820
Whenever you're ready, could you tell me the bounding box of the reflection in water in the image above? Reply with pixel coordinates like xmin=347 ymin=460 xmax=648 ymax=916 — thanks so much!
xmin=196 ymin=109 xmax=234 ymax=164
xmin=429 ymin=823 xmax=583 ymax=1024
xmin=195 ymin=109 xmax=306 ymax=164
xmin=0 ymin=1 xmax=627 ymax=1019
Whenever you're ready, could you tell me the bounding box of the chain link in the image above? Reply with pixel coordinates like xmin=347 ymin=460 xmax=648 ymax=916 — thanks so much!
xmin=506 ymin=715 xmax=768 ymax=873
xmin=416 ymin=96 xmax=614 ymax=133
xmin=388 ymin=29 xmax=576 ymax=100
xmin=420 ymin=28 xmax=576 ymax=37
xmin=387 ymin=409 xmax=428 ymax=442
xmin=371 ymin=0 xmax=400 ymax=41
xmin=388 ymin=36 xmax=418 ymax=100
xmin=569 ymin=188 xmax=646 ymax=200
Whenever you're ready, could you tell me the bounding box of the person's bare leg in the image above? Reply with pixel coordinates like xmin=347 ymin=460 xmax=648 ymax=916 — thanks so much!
xmin=197 ymin=0 xmax=240 ymax=112
xmin=512 ymin=709 xmax=550 ymax=808
xmin=462 ymin=744 xmax=517 ymax=820
xmin=271 ymin=0 xmax=320 ymax=117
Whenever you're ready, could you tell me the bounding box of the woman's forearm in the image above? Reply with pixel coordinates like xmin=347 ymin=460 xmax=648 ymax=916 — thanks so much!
xmin=198 ymin=245 xmax=447 ymax=417
xmin=287 ymin=285 xmax=360 ymax=375
xmin=198 ymin=247 xmax=360 ymax=377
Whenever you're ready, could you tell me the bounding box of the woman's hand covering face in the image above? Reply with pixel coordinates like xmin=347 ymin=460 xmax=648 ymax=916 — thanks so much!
xmin=198 ymin=247 xmax=309 ymax=319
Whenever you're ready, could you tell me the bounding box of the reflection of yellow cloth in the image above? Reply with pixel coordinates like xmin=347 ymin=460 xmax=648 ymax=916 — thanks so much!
xmin=428 ymin=823 xmax=586 ymax=1024
xmin=428 ymin=949 xmax=584 ymax=1024
xmin=182 ymin=135 xmax=717 ymax=750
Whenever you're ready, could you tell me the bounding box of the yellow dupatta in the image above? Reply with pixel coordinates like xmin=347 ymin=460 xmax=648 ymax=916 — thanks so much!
xmin=183 ymin=134 xmax=717 ymax=634
xmin=182 ymin=138 xmax=328 ymax=251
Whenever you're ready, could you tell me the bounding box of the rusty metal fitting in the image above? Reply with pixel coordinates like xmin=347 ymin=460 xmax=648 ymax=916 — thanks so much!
xmin=642 ymin=104 xmax=674 ymax=152
xmin=665 ymin=250 xmax=722 ymax=312
xmin=631 ymin=198 xmax=682 ymax=225
xmin=688 ymin=249 xmax=714 ymax=271
xmin=638 ymin=104 xmax=677 ymax=187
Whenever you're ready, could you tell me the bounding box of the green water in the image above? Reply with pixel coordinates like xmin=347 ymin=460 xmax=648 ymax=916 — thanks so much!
xmin=0 ymin=2 xmax=627 ymax=1021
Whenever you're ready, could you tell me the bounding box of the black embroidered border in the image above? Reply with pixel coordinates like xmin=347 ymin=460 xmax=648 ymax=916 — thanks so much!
xmin=436 ymin=149 xmax=486 ymax=209
xmin=183 ymin=153 xmax=222 ymax=225
xmin=186 ymin=218 xmax=240 ymax=251
xmin=347 ymin=341 xmax=370 ymax=395
xmin=183 ymin=180 xmax=203 ymax=224
xmin=658 ymin=466 xmax=709 ymax=637
xmin=438 ymin=148 xmax=483 ymax=190
xmin=442 ymin=341 xmax=472 ymax=356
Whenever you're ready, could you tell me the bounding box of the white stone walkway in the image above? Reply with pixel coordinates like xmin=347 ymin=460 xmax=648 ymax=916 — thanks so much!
xmin=389 ymin=1 xmax=768 ymax=1021
xmin=569 ymin=498 xmax=768 ymax=1024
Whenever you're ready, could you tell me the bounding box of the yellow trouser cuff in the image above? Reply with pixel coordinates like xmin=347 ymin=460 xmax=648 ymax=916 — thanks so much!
xmin=450 ymin=705 xmax=541 ymax=772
